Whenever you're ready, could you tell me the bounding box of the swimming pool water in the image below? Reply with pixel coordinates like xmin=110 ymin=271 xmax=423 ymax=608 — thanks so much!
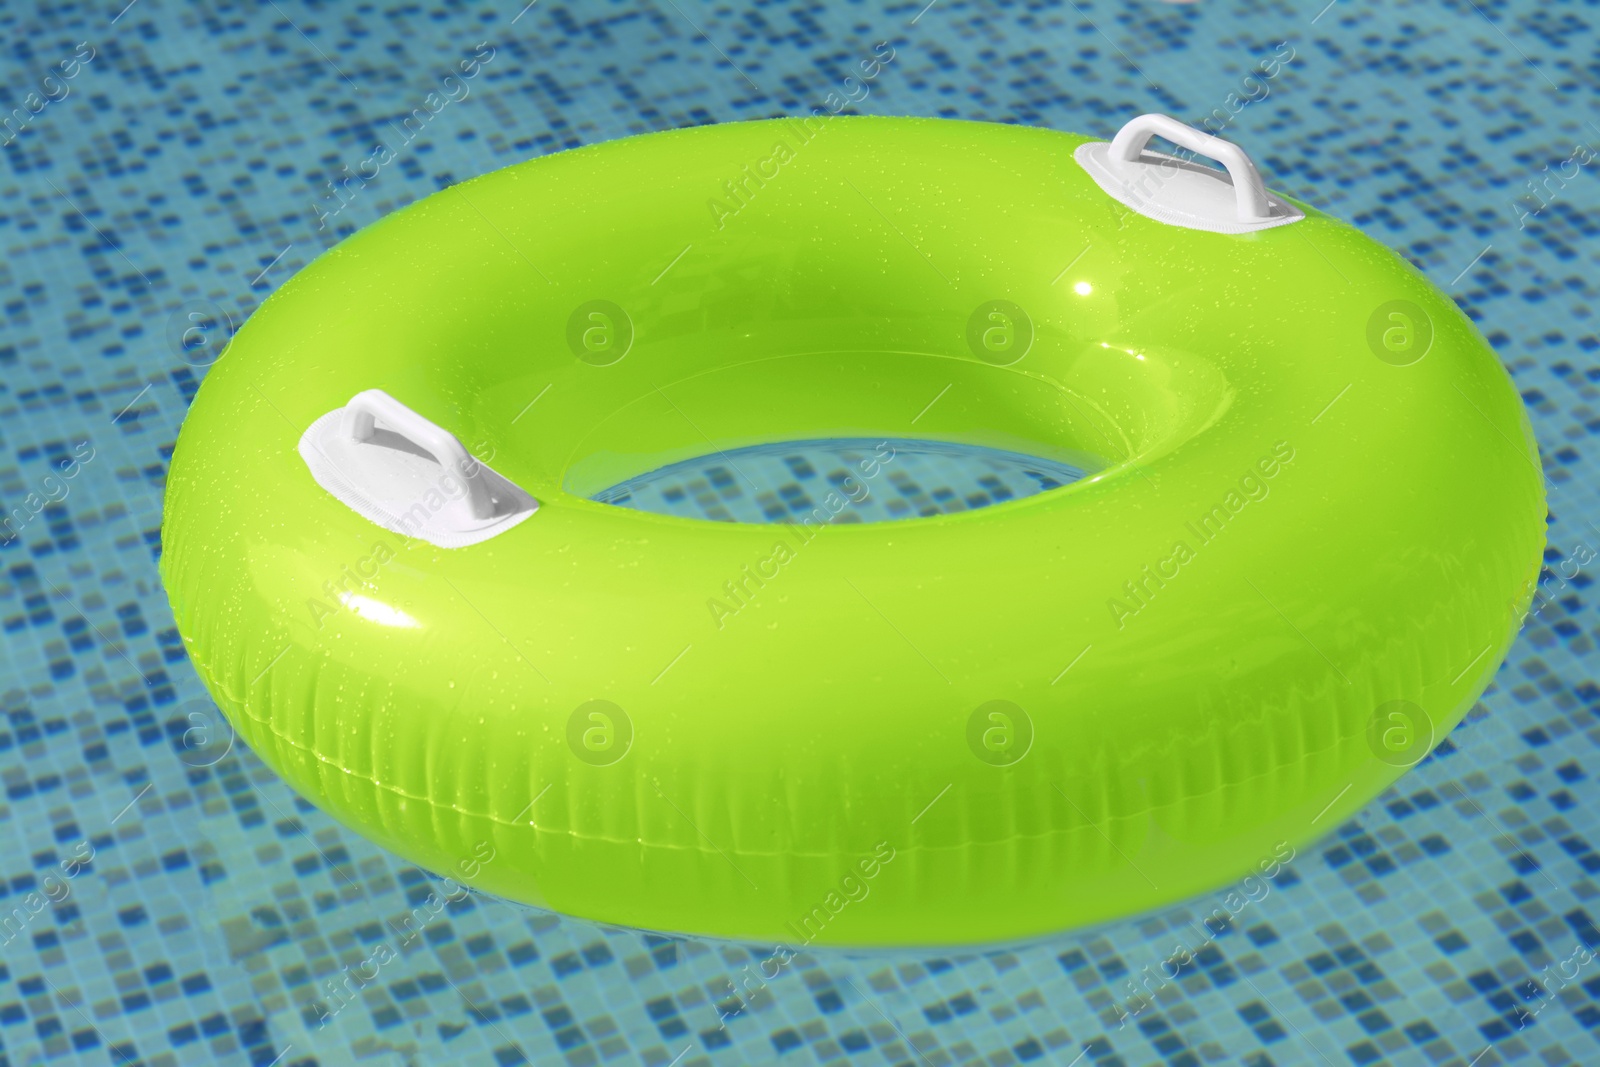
xmin=593 ymin=439 xmax=1089 ymax=524
xmin=2 ymin=2 xmax=1598 ymax=1066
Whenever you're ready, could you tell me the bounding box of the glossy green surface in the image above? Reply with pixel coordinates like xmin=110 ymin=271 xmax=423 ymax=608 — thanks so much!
xmin=161 ymin=116 xmax=1544 ymax=947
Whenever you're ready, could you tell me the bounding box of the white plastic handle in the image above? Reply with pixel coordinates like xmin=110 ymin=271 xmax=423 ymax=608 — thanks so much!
xmin=1108 ymin=113 xmax=1273 ymax=222
xmin=339 ymin=389 xmax=494 ymax=521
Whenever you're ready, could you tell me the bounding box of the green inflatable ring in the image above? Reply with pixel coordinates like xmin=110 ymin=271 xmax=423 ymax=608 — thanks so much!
xmin=162 ymin=114 xmax=1543 ymax=947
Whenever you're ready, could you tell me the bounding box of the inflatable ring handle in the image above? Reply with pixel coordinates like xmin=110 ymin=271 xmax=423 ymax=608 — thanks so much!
xmin=1108 ymin=113 xmax=1274 ymax=223
xmin=338 ymin=389 xmax=495 ymax=522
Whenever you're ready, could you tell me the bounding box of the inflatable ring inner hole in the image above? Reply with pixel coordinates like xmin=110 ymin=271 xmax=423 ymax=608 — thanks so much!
xmin=551 ymin=344 xmax=1232 ymax=521
xmin=593 ymin=438 xmax=1093 ymax=524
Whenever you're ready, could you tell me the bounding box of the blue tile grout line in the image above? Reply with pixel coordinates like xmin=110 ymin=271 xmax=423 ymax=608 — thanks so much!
xmin=0 ymin=1 xmax=1597 ymax=1066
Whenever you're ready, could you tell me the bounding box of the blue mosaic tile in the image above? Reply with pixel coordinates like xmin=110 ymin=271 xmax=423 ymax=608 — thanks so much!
xmin=1 ymin=1 xmax=1598 ymax=1065
xmin=592 ymin=438 xmax=1088 ymax=523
